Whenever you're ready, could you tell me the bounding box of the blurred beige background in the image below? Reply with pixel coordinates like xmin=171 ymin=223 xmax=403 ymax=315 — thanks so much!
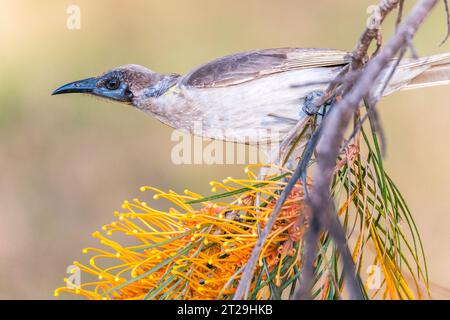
xmin=0 ymin=0 xmax=449 ymax=299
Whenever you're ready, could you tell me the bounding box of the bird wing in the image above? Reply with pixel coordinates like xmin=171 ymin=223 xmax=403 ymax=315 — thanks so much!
xmin=181 ymin=48 xmax=350 ymax=88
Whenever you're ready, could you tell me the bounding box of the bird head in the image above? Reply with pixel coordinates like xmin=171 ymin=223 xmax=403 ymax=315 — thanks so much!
xmin=52 ymin=64 xmax=167 ymax=105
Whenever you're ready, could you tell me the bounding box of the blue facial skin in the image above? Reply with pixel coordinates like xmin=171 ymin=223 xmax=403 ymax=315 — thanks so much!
xmin=92 ymin=82 xmax=133 ymax=103
xmin=52 ymin=77 xmax=133 ymax=103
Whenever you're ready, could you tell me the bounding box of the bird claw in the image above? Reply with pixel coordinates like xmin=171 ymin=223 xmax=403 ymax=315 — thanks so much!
xmin=302 ymin=90 xmax=325 ymax=116
xmin=301 ymin=90 xmax=335 ymax=117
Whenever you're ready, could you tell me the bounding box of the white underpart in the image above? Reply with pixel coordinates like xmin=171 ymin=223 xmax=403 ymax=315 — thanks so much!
xmin=177 ymin=67 xmax=341 ymax=144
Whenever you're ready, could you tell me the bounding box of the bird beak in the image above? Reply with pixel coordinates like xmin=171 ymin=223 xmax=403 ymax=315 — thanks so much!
xmin=52 ymin=77 xmax=97 ymax=95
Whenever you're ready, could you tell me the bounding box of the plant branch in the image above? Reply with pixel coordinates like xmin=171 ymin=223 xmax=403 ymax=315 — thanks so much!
xmin=439 ymin=0 xmax=450 ymax=46
xmin=232 ymin=128 xmax=320 ymax=299
xmin=352 ymin=0 xmax=400 ymax=68
xmin=233 ymin=0 xmax=437 ymax=300
xmin=297 ymin=0 xmax=438 ymax=300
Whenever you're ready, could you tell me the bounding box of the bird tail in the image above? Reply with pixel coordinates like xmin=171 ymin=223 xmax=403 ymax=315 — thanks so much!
xmin=378 ymin=52 xmax=450 ymax=97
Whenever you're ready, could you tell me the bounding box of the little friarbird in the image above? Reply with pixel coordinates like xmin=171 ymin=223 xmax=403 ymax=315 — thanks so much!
xmin=52 ymin=48 xmax=450 ymax=145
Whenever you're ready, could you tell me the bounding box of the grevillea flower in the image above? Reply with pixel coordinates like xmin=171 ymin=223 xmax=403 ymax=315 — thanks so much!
xmin=55 ymin=121 xmax=430 ymax=300
xmin=55 ymin=165 xmax=308 ymax=300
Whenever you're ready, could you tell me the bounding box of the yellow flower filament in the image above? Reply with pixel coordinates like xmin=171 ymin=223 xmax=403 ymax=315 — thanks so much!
xmin=55 ymin=166 xmax=306 ymax=300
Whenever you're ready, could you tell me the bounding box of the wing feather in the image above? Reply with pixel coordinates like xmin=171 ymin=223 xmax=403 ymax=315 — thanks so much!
xmin=181 ymin=48 xmax=350 ymax=88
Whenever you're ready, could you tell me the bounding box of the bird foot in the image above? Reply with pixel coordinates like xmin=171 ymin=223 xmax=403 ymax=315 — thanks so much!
xmin=302 ymin=90 xmax=334 ymax=116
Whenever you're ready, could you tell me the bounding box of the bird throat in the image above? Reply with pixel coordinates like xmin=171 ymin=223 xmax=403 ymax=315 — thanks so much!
xmin=142 ymin=74 xmax=181 ymax=98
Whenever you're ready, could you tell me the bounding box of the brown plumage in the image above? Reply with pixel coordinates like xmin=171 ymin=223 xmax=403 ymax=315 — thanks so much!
xmin=182 ymin=48 xmax=350 ymax=88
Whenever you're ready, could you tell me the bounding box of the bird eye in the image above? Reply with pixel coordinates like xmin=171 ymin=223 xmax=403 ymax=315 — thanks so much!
xmin=105 ymin=78 xmax=120 ymax=90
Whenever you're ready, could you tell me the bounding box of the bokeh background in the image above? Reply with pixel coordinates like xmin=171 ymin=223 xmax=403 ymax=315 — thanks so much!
xmin=0 ymin=0 xmax=449 ymax=299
